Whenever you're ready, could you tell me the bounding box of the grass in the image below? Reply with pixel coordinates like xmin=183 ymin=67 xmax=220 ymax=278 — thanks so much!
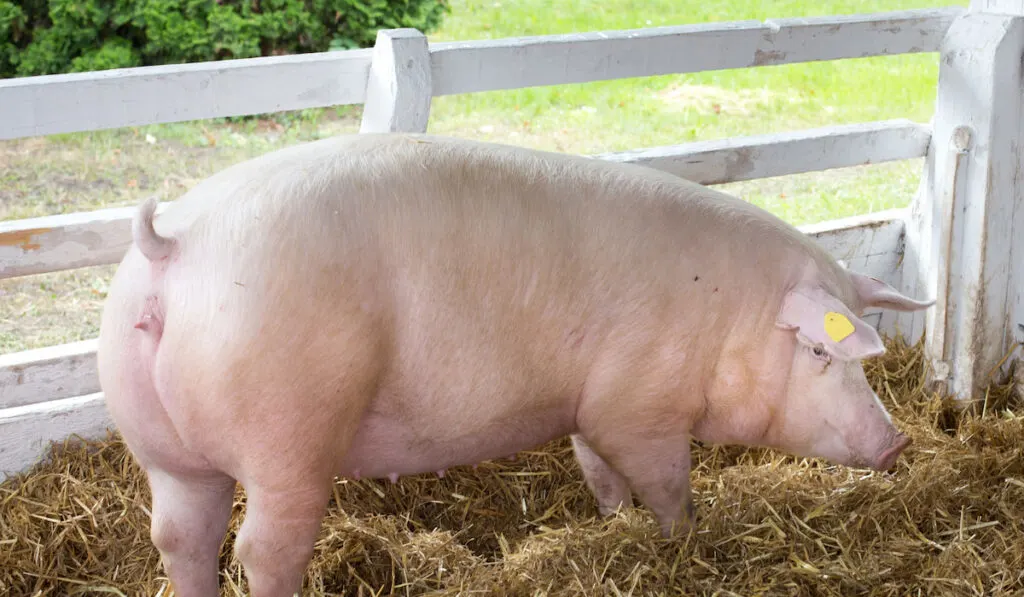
xmin=0 ymin=0 xmax=969 ymax=353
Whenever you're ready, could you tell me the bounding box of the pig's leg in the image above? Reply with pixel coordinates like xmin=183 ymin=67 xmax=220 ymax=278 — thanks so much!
xmin=147 ymin=468 xmax=236 ymax=597
xmin=583 ymin=432 xmax=696 ymax=538
xmin=233 ymin=477 xmax=333 ymax=597
xmin=570 ymin=434 xmax=633 ymax=515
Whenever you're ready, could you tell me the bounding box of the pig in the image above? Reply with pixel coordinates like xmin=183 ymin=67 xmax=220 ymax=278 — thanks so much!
xmin=97 ymin=132 xmax=933 ymax=597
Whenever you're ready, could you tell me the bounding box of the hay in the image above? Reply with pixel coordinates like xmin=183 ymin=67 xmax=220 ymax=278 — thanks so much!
xmin=2 ymin=338 xmax=1023 ymax=596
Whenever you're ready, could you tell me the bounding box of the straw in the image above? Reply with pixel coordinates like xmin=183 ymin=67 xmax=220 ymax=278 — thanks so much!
xmin=2 ymin=337 xmax=1022 ymax=596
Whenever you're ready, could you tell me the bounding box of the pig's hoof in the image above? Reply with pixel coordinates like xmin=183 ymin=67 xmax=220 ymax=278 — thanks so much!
xmin=685 ymin=499 xmax=697 ymax=522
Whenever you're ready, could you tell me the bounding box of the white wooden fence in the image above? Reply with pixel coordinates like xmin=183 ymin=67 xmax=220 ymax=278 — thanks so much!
xmin=2 ymin=2 xmax=1022 ymax=481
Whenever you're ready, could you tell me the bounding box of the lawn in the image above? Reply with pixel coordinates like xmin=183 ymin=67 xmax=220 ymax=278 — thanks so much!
xmin=0 ymin=0 xmax=967 ymax=353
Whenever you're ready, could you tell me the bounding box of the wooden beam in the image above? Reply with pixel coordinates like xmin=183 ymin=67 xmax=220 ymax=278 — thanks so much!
xmin=430 ymin=8 xmax=961 ymax=95
xmin=360 ymin=29 xmax=433 ymax=134
xmin=0 ymin=49 xmax=373 ymax=140
xmin=902 ymin=9 xmax=1024 ymax=399
xmin=0 ymin=9 xmax=959 ymax=140
xmin=0 ymin=121 xmax=929 ymax=281
xmin=0 ymin=393 xmax=112 ymax=480
xmin=0 ymin=340 xmax=99 ymax=409
xmin=0 ymin=202 xmax=171 ymax=279
xmin=594 ymin=120 xmax=931 ymax=185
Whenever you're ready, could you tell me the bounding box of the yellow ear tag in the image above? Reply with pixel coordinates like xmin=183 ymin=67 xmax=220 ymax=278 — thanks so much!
xmin=824 ymin=312 xmax=855 ymax=343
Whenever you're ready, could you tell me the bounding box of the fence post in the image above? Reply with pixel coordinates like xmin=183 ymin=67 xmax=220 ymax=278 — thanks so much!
xmin=360 ymin=28 xmax=433 ymax=134
xmin=901 ymin=1 xmax=1024 ymax=400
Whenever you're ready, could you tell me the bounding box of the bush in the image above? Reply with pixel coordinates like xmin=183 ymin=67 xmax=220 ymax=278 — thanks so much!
xmin=0 ymin=0 xmax=450 ymax=78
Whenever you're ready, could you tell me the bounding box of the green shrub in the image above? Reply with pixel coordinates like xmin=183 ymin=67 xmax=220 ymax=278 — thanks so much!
xmin=1 ymin=0 xmax=450 ymax=78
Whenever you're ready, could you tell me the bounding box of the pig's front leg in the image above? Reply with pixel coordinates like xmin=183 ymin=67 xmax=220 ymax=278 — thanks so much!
xmin=570 ymin=434 xmax=633 ymax=515
xmin=580 ymin=431 xmax=696 ymax=538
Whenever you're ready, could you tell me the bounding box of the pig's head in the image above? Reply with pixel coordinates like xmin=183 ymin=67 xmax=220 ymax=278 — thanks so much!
xmin=768 ymin=272 xmax=933 ymax=471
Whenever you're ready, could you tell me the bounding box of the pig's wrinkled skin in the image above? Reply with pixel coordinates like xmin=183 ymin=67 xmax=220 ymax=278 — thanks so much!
xmin=97 ymin=133 xmax=933 ymax=596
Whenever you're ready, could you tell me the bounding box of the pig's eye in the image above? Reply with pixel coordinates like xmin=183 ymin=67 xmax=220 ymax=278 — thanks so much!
xmin=812 ymin=346 xmax=829 ymax=360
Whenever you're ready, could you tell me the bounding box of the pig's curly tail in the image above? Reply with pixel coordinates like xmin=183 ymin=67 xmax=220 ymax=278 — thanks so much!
xmin=132 ymin=195 xmax=175 ymax=262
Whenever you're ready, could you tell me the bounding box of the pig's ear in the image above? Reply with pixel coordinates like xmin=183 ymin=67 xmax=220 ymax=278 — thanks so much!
xmin=849 ymin=272 xmax=935 ymax=312
xmin=775 ymin=285 xmax=886 ymax=361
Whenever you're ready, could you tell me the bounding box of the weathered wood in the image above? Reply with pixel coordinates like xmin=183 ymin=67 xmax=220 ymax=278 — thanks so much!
xmin=902 ymin=11 xmax=1024 ymax=399
xmin=973 ymin=0 xmax=1024 ymax=377
xmin=0 ymin=121 xmax=928 ymax=281
xmin=430 ymin=8 xmax=961 ymax=95
xmin=802 ymin=209 xmax=909 ymax=332
xmin=360 ymin=29 xmax=433 ymax=134
xmin=0 ymin=9 xmax=958 ymax=140
xmin=0 ymin=201 xmax=170 ymax=280
xmin=0 ymin=393 xmax=112 ymax=479
xmin=971 ymin=0 xmax=1024 ymax=14
xmin=0 ymin=340 xmax=100 ymax=409
xmin=594 ymin=120 xmax=930 ymax=185
xmin=0 ymin=49 xmax=373 ymax=140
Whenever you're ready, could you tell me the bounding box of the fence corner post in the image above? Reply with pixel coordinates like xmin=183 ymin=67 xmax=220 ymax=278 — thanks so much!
xmin=901 ymin=1 xmax=1024 ymax=400
xmin=360 ymin=28 xmax=433 ymax=134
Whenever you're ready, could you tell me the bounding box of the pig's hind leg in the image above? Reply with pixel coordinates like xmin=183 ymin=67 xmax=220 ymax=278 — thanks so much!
xmin=570 ymin=434 xmax=633 ymax=516
xmin=223 ymin=331 xmax=384 ymax=596
xmin=147 ymin=468 xmax=237 ymax=597
xmin=99 ymin=304 xmax=237 ymax=595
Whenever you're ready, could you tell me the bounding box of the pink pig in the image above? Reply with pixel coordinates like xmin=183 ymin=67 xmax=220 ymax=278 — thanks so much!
xmin=97 ymin=133 xmax=932 ymax=596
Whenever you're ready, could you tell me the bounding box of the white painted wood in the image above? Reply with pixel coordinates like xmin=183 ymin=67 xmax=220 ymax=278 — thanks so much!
xmin=975 ymin=0 xmax=1024 ymax=365
xmin=360 ymin=29 xmax=433 ymax=134
xmin=971 ymin=0 xmax=1024 ymax=14
xmin=801 ymin=208 xmax=906 ymax=283
xmin=593 ymin=120 xmax=930 ymax=185
xmin=902 ymin=12 xmax=1024 ymax=399
xmin=0 ymin=49 xmax=373 ymax=140
xmin=801 ymin=208 xmax=909 ymax=334
xmin=0 ymin=340 xmax=100 ymax=409
xmin=430 ymin=8 xmax=960 ymax=95
xmin=0 ymin=121 xmax=926 ymax=280
xmin=0 ymin=392 xmax=113 ymax=481
xmin=0 ymin=9 xmax=958 ymax=140
xmin=0 ymin=201 xmax=170 ymax=280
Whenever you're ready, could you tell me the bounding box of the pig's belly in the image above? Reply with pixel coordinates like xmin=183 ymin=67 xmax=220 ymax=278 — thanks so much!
xmin=336 ymin=403 xmax=576 ymax=481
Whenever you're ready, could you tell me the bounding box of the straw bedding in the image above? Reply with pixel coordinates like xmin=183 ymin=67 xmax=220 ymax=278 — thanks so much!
xmin=2 ymin=338 xmax=1023 ymax=596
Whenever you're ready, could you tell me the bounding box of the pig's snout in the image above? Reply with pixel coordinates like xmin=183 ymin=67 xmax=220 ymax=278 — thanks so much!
xmin=871 ymin=432 xmax=912 ymax=471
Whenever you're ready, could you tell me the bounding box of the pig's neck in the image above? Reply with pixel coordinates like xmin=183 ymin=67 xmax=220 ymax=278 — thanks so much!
xmin=690 ymin=324 xmax=795 ymax=448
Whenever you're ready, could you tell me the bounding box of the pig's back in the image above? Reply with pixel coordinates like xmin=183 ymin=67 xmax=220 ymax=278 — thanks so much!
xmin=157 ymin=133 xmax=829 ymax=399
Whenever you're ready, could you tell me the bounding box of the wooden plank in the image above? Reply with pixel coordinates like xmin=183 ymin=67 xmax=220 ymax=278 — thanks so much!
xmin=902 ymin=12 xmax=1024 ymax=399
xmin=430 ymin=8 xmax=961 ymax=95
xmin=0 ymin=340 xmax=100 ymax=409
xmin=592 ymin=120 xmax=931 ymax=185
xmin=972 ymin=0 xmax=1024 ymax=14
xmin=0 ymin=202 xmax=170 ymax=280
xmin=0 ymin=393 xmax=113 ymax=480
xmin=0 ymin=120 xmax=928 ymax=281
xmin=0 ymin=49 xmax=373 ymax=140
xmin=360 ymin=29 xmax=433 ymax=134
xmin=0 ymin=8 xmax=959 ymax=141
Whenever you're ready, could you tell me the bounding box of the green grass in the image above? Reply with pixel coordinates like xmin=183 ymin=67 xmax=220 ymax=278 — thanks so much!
xmin=0 ymin=0 xmax=967 ymax=352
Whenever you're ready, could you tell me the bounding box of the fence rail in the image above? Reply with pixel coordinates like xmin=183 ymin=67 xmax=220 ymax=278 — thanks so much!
xmin=0 ymin=8 xmax=961 ymax=140
xmin=0 ymin=119 xmax=929 ymax=281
